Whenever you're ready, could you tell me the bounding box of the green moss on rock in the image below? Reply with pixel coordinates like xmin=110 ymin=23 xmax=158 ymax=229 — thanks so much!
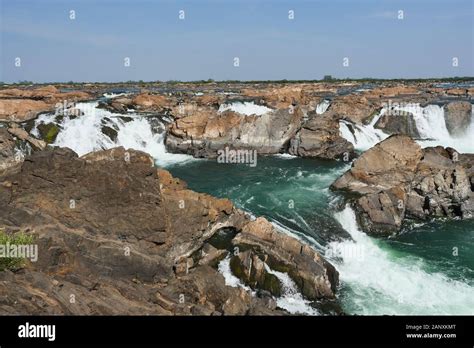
xmin=37 ymin=123 xmax=60 ymax=144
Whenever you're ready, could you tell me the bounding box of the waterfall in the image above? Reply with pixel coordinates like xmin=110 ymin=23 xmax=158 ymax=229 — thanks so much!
xmin=339 ymin=109 xmax=388 ymax=151
xmin=329 ymin=205 xmax=474 ymax=315
xmin=316 ymin=99 xmax=331 ymax=114
xmin=263 ymin=263 xmax=319 ymax=315
xmin=31 ymin=101 xmax=195 ymax=167
xmin=339 ymin=103 xmax=474 ymax=153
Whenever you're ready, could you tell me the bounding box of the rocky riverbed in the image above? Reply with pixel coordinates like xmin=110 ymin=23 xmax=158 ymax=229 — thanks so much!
xmin=0 ymin=80 xmax=472 ymax=315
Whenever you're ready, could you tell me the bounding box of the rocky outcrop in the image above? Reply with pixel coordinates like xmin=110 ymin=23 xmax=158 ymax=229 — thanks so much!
xmin=0 ymin=85 xmax=91 ymax=122
xmin=0 ymin=128 xmax=19 ymax=174
xmin=332 ymin=135 xmax=474 ymax=235
xmin=0 ymin=146 xmax=337 ymax=315
xmin=374 ymin=112 xmax=420 ymax=138
xmin=7 ymin=124 xmax=46 ymax=150
xmin=166 ymin=106 xmax=304 ymax=157
xmin=241 ymin=85 xmax=313 ymax=109
xmin=444 ymin=101 xmax=472 ymax=136
xmin=288 ymin=112 xmax=355 ymax=160
xmin=365 ymin=86 xmax=422 ymax=98
xmin=232 ymin=217 xmax=338 ymax=300
xmin=0 ymin=99 xmax=53 ymax=122
xmin=328 ymin=95 xmax=381 ymax=125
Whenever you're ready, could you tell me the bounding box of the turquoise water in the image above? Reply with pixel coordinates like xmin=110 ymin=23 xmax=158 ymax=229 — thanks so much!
xmin=169 ymin=156 xmax=351 ymax=248
xmin=31 ymin=98 xmax=474 ymax=315
xmin=168 ymin=155 xmax=474 ymax=315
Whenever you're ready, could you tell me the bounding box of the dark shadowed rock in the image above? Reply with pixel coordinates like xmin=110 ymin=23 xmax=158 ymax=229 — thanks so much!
xmin=444 ymin=101 xmax=472 ymax=136
xmin=374 ymin=112 xmax=420 ymax=138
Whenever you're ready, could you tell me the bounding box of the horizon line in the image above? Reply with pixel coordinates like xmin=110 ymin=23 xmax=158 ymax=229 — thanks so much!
xmin=3 ymin=76 xmax=474 ymax=85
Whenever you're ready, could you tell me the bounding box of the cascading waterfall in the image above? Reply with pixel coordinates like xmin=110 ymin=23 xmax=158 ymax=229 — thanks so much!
xmin=263 ymin=263 xmax=320 ymax=315
xmin=27 ymin=97 xmax=474 ymax=316
xmin=340 ymin=103 xmax=474 ymax=153
xmin=31 ymin=101 xmax=195 ymax=167
xmin=396 ymin=104 xmax=474 ymax=153
xmin=330 ymin=205 xmax=474 ymax=315
xmin=339 ymin=110 xmax=388 ymax=151
xmin=316 ymin=99 xmax=331 ymax=114
xmin=218 ymin=256 xmax=253 ymax=292
xmin=396 ymin=104 xmax=449 ymax=140
xmin=217 ymin=256 xmax=319 ymax=315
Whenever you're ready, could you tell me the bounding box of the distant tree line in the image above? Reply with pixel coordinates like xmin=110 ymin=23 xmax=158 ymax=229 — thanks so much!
xmin=2 ymin=76 xmax=473 ymax=86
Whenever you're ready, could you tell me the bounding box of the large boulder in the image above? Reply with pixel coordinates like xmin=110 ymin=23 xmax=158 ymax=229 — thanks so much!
xmin=0 ymin=99 xmax=53 ymax=122
xmin=288 ymin=112 xmax=355 ymax=160
xmin=332 ymin=135 xmax=423 ymax=195
xmin=444 ymin=101 xmax=472 ymax=136
xmin=328 ymin=95 xmax=380 ymax=124
xmin=232 ymin=217 xmax=339 ymax=300
xmin=374 ymin=112 xmax=420 ymax=138
xmin=332 ymin=135 xmax=474 ymax=235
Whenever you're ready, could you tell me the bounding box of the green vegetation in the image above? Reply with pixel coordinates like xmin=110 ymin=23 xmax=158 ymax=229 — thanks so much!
xmin=0 ymin=230 xmax=35 ymax=271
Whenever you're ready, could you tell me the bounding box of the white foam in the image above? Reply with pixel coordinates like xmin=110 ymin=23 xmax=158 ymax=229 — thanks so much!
xmin=264 ymin=264 xmax=319 ymax=315
xmin=331 ymin=205 xmax=474 ymax=315
xmin=273 ymin=153 xmax=298 ymax=159
xmin=339 ymin=117 xmax=388 ymax=151
xmin=340 ymin=104 xmax=474 ymax=153
xmin=401 ymin=104 xmax=474 ymax=153
xmin=218 ymin=102 xmax=272 ymax=116
xmin=33 ymin=101 xmax=196 ymax=167
xmin=103 ymin=92 xmax=129 ymax=99
xmin=316 ymin=99 xmax=331 ymax=114
xmin=218 ymin=256 xmax=252 ymax=292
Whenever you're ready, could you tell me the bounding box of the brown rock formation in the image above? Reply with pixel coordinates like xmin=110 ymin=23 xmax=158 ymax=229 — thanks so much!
xmin=289 ymin=111 xmax=355 ymax=160
xmin=166 ymin=106 xmax=304 ymax=157
xmin=444 ymin=101 xmax=472 ymax=136
xmin=332 ymin=135 xmax=473 ymax=235
xmin=0 ymin=86 xmax=91 ymax=122
xmin=0 ymin=146 xmax=337 ymax=315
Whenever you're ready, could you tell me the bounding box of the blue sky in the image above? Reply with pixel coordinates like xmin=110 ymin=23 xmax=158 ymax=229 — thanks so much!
xmin=1 ymin=0 xmax=473 ymax=82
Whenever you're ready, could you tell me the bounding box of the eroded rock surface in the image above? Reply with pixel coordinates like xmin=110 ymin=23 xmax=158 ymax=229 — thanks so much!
xmin=289 ymin=111 xmax=355 ymax=159
xmin=332 ymin=135 xmax=474 ymax=235
xmin=0 ymin=146 xmax=337 ymax=315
